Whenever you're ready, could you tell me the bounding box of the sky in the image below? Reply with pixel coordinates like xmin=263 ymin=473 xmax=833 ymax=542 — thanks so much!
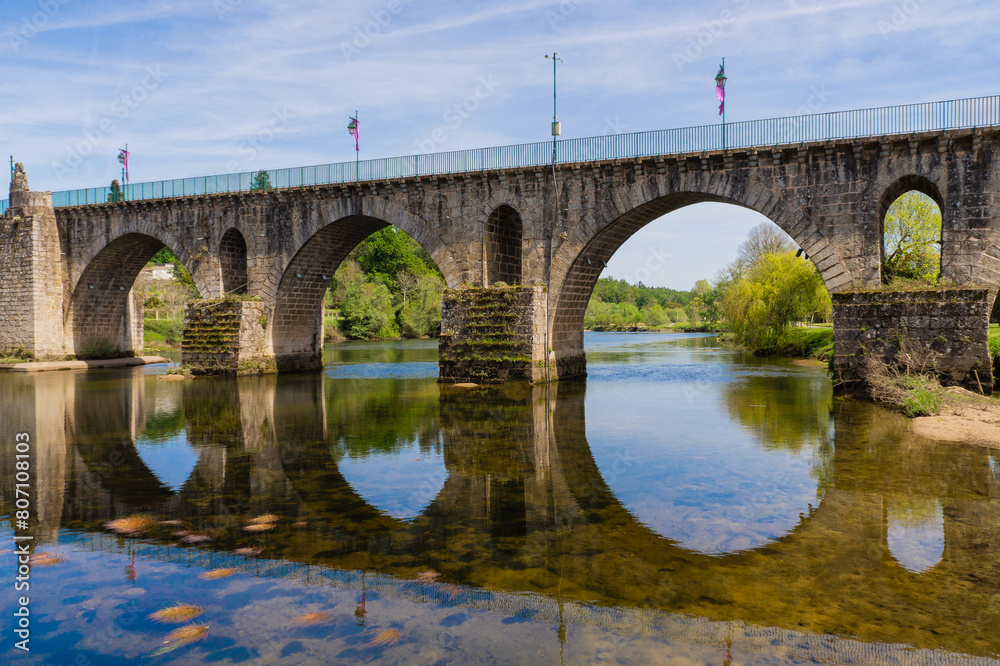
xmin=2 ymin=0 xmax=998 ymax=289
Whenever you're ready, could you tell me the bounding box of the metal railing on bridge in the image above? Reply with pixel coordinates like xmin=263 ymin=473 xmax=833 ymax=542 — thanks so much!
xmin=1 ymin=94 xmax=997 ymax=213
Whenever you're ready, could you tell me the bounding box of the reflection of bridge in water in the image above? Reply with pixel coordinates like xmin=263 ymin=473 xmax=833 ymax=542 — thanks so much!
xmin=3 ymin=369 xmax=1000 ymax=661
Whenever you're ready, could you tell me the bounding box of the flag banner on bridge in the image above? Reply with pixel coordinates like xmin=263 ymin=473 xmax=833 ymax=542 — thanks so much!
xmin=715 ymin=63 xmax=726 ymax=116
xmin=117 ymin=148 xmax=129 ymax=180
xmin=348 ymin=116 xmax=359 ymax=151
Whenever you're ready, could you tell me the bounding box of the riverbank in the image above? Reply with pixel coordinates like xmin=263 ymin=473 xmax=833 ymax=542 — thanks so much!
xmin=0 ymin=356 xmax=169 ymax=372
xmin=586 ymin=322 xmax=727 ymax=334
xmin=718 ymin=325 xmax=834 ymax=362
xmin=910 ymin=386 xmax=1000 ymax=447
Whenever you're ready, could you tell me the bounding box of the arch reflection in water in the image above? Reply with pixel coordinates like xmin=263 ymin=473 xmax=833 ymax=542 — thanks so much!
xmin=583 ymin=332 xmax=833 ymax=555
xmin=7 ymin=342 xmax=1000 ymax=661
xmin=886 ymin=496 xmax=945 ymax=573
xmin=329 ymin=377 xmax=446 ymax=521
xmin=133 ymin=392 xmax=198 ymax=492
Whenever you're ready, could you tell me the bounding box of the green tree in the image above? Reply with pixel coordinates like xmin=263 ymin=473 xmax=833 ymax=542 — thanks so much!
xmin=353 ymin=227 xmax=438 ymax=291
xmin=643 ymin=303 xmax=666 ymax=327
xmin=108 ymin=179 xmax=124 ymax=203
xmin=691 ymin=279 xmax=721 ymax=322
xmin=150 ymin=247 xmax=177 ymax=265
xmin=883 ymin=191 xmax=941 ymax=283
xmin=341 ymin=278 xmax=398 ymax=339
xmin=722 ymin=250 xmax=830 ymax=349
xmin=251 ymin=170 xmax=272 ymax=191
xmin=400 ymin=274 xmax=445 ymax=337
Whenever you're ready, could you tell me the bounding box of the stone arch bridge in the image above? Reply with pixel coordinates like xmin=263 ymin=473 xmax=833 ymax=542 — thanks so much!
xmin=2 ymin=97 xmax=999 ymax=387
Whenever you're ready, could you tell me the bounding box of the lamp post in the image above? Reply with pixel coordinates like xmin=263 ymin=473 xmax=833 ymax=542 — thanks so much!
xmin=347 ymin=112 xmax=359 ymax=181
xmin=715 ymin=58 xmax=727 ymax=150
xmin=545 ymin=53 xmax=562 ymax=165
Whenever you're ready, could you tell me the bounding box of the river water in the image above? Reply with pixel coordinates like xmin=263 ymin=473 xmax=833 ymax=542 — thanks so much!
xmin=2 ymin=332 xmax=998 ymax=664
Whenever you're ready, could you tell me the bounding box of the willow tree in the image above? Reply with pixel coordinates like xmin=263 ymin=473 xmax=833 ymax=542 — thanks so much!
xmin=722 ymin=250 xmax=831 ymax=349
xmin=883 ymin=191 xmax=942 ymax=283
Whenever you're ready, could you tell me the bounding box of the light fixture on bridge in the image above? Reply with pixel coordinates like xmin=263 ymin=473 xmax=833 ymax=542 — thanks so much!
xmin=88 ymin=284 xmax=95 ymax=289
xmin=321 ymin=274 xmax=328 ymax=281
xmin=600 ymin=259 xmax=607 ymax=268
xmin=585 ymin=256 xmax=591 ymax=265
xmin=295 ymin=272 xmax=302 ymax=279
xmin=119 ymin=286 xmax=125 ymax=291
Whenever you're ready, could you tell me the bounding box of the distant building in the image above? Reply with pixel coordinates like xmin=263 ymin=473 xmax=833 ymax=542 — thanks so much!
xmin=141 ymin=264 xmax=176 ymax=281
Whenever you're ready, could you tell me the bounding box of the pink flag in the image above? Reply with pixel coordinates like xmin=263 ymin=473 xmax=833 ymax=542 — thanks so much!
xmin=715 ymin=63 xmax=726 ymax=116
xmin=117 ymin=148 xmax=130 ymax=179
xmin=347 ymin=117 xmax=359 ymax=151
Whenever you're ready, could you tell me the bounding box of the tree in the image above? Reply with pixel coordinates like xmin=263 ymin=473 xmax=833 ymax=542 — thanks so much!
xmin=736 ymin=222 xmax=794 ymax=271
xmin=400 ymin=274 xmax=445 ymax=337
xmin=643 ymin=303 xmax=666 ymax=327
xmin=691 ymin=279 xmax=720 ymax=322
xmin=251 ymin=170 xmax=272 ymax=191
xmin=108 ymin=179 xmax=124 ymax=202
xmin=353 ymin=227 xmax=437 ymax=291
xmin=721 ymin=250 xmax=830 ymax=349
xmin=883 ymin=191 xmax=941 ymax=283
xmin=341 ymin=277 xmax=398 ymax=339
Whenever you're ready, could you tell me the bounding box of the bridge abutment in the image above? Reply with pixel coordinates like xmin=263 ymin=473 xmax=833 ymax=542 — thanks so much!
xmin=832 ymin=288 xmax=993 ymax=394
xmin=0 ymin=164 xmax=66 ymax=359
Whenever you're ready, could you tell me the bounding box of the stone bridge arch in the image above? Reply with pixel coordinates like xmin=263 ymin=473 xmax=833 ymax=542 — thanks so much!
xmin=67 ymin=230 xmax=207 ymax=358
xmin=264 ymin=198 xmax=462 ymax=371
xmin=219 ymin=227 xmax=249 ymax=295
xmin=877 ymin=174 xmax=945 ymax=282
xmin=546 ymin=174 xmax=850 ymax=378
xmin=484 ymin=204 xmax=524 ymax=285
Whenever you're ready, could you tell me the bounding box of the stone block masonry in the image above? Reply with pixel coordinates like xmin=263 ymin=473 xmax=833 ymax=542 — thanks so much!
xmin=832 ymin=289 xmax=992 ymax=395
xmin=182 ymin=300 xmax=277 ymax=375
xmin=439 ymin=286 xmax=548 ymax=384
xmin=0 ymin=163 xmax=65 ymax=359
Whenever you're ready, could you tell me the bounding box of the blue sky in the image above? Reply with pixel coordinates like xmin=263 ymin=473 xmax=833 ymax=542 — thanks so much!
xmin=2 ymin=0 xmax=997 ymax=288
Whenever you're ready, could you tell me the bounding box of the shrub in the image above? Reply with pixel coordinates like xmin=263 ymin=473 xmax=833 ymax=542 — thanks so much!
xmin=79 ymin=339 xmax=125 ymax=360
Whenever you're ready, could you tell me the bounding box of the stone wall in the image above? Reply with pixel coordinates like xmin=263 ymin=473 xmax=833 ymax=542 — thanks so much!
xmin=439 ymin=286 xmax=547 ymax=384
xmin=182 ymin=300 xmax=277 ymax=375
xmin=0 ymin=187 xmax=65 ymax=359
xmin=832 ymin=288 xmax=992 ymax=394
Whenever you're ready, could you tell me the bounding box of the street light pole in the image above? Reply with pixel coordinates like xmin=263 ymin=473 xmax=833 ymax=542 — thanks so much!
xmin=715 ymin=58 xmax=727 ymax=151
xmin=545 ymin=53 xmax=562 ymax=165
xmin=543 ymin=52 xmax=563 ymax=383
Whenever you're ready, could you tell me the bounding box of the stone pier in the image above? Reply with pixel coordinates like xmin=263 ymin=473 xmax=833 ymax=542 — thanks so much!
xmin=181 ymin=300 xmax=277 ymax=375
xmin=832 ymin=288 xmax=993 ymax=394
xmin=439 ymin=286 xmax=549 ymax=384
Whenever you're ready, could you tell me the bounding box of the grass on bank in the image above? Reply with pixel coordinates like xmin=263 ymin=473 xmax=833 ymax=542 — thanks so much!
xmin=719 ymin=325 xmax=834 ymax=362
xmin=144 ymin=318 xmax=184 ymax=350
xmin=991 ymin=323 xmax=1000 ymax=363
